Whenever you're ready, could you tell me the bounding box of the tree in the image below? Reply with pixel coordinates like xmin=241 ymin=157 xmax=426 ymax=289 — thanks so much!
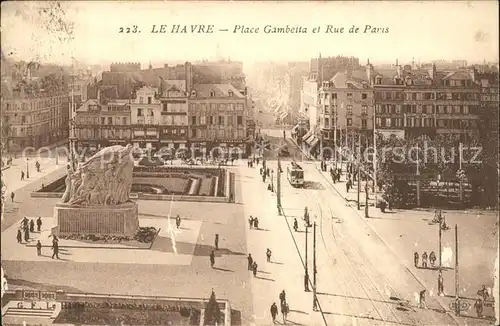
xmin=204 ymin=290 xmax=222 ymax=326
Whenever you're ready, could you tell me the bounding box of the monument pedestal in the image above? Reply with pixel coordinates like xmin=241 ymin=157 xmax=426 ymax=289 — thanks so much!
xmin=52 ymin=202 xmax=139 ymax=237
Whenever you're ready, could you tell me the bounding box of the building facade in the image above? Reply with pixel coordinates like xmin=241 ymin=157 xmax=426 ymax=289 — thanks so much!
xmin=188 ymin=84 xmax=248 ymax=157
xmin=129 ymin=86 xmax=161 ymax=150
xmin=2 ymin=91 xmax=69 ymax=151
xmin=158 ymin=82 xmax=189 ymax=150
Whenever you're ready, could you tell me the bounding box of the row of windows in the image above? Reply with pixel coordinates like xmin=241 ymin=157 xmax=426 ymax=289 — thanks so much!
xmin=191 ymin=128 xmax=246 ymax=139
xmin=321 ymin=92 xmax=369 ymax=100
xmin=375 ymin=104 xmax=472 ymax=115
xmin=322 ymin=118 xmax=369 ymax=129
xmin=191 ymin=115 xmax=244 ymax=126
xmin=374 ymin=117 xmax=478 ymax=129
xmin=189 ymin=103 xmax=245 ymax=111
xmin=4 ymin=97 xmax=65 ymax=111
xmin=77 ymin=129 xmax=132 ymax=139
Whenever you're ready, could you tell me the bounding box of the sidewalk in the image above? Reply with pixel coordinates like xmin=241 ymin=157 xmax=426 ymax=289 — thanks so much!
xmin=315 ymin=164 xmax=498 ymax=323
xmin=238 ymin=164 xmax=326 ymax=325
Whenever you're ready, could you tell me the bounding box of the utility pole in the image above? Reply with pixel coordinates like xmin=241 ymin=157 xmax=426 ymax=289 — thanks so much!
xmin=357 ymin=161 xmax=361 ymax=210
xmin=373 ymin=106 xmax=378 ymax=206
xmin=313 ymin=222 xmax=318 ymax=310
xmin=416 ymin=143 xmax=421 ymax=207
xmin=438 ymin=214 xmax=442 ymax=268
xmin=454 ymin=224 xmax=460 ymax=316
xmin=26 ymin=158 xmax=29 ymax=179
xmin=459 ymin=142 xmax=463 ymax=203
xmin=365 ymin=179 xmax=369 ymax=218
xmin=277 ymin=155 xmax=282 ymax=215
xmin=304 ymin=224 xmax=310 ymax=292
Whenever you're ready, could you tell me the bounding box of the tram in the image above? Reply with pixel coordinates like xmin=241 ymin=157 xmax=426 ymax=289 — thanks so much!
xmin=287 ymin=161 xmax=304 ymax=187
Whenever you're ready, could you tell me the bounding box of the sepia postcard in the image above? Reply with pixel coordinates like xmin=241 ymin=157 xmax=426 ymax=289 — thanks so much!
xmin=0 ymin=1 xmax=499 ymax=325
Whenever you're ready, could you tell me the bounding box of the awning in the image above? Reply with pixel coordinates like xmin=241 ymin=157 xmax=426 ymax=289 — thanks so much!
xmin=304 ymin=134 xmax=314 ymax=144
xmin=302 ymin=131 xmax=313 ymax=141
xmin=292 ymin=124 xmax=300 ymax=132
xmin=279 ymin=111 xmax=288 ymax=120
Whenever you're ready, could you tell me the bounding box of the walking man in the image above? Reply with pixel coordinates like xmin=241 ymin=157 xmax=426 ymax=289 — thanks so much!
xmin=474 ymin=297 xmax=483 ymax=318
xmin=214 ymin=234 xmax=219 ymax=250
xmin=429 ymin=251 xmax=437 ymax=267
xmin=36 ymin=240 xmax=42 ymax=256
xmin=418 ymin=289 xmax=428 ymax=309
xmin=51 ymin=241 xmax=60 ymax=259
xmin=247 ymin=254 xmax=253 ymax=270
xmin=414 ymin=252 xmax=419 ymax=267
xmin=17 ymin=229 xmax=22 ymax=243
xmin=270 ymin=302 xmax=278 ymax=324
xmin=36 ymin=217 xmax=42 ymax=232
xmin=293 ymin=218 xmax=298 ymax=232
xmin=422 ymin=252 xmax=428 ymax=268
xmin=21 ymin=171 xmax=25 ymax=181
xmin=281 ymin=302 xmax=289 ymax=324
xmin=29 ymin=219 xmax=35 ymax=233
xmin=176 ymin=215 xmax=181 ymax=229
xmin=252 ymin=261 xmax=258 ymax=277
xmin=249 ymin=216 xmax=254 ymax=229
xmin=279 ymin=290 xmax=286 ymax=305
xmin=438 ymin=270 xmax=444 ymax=296
xmin=11 ymin=192 xmax=15 ymax=202
xmin=210 ymin=250 xmax=215 ymax=268
xmin=266 ymin=248 xmax=272 ymax=263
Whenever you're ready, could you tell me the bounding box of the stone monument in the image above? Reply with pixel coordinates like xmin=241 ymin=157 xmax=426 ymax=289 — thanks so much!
xmin=52 ymin=144 xmax=139 ymax=237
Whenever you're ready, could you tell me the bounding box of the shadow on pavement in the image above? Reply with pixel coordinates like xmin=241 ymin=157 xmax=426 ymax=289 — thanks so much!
xmin=322 ymin=311 xmax=414 ymax=326
xmin=302 ymin=181 xmax=325 ymax=190
xmin=271 ymin=261 xmax=284 ymax=265
xmin=255 ymin=276 xmax=275 ymax=282
xmin=151 ymin=238 xmax=246 ymax=257
xmin=288 ymin=309 xmax=308 ymax=315
xmin=213 ymin=267 xmax=233 ymax=272
xmin=317 ymin=292 xmax=397 ymax=306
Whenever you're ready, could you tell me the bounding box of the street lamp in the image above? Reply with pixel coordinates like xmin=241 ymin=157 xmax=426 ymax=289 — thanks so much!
xmin=270 ymin=169 xmax=274 ymax=192
xmin=304 ymin=222 xmax=310 ymax=292
xmin=26 ymin=158 xmax=29 ymax=179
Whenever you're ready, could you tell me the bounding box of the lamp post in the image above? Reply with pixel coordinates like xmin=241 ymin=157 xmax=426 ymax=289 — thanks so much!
xmin=357 ymin=162 xmax=361 ymax=210
xmin=304 ymin=223 xmax=310 ymax=292
xmin=365 ymin=180 xmax=369 ymax=218
xmin=277 ymin=155 xmax=282 ymax=215
xmin=26 ymin=158 xmax=29 ymax=179
xmin=312 ymin=221 xmax=318 ymax=310
xmin=271 ymin=169 xmax=274 ymax=192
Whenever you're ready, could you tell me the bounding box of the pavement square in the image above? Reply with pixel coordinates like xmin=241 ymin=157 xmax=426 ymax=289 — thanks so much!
xmin=2 ymin=217 xmax=203 ymax=265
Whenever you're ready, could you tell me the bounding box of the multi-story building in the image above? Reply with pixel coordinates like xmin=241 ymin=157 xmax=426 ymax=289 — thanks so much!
xmin=74 ymin=97 xmax=131 ymax=151
xmin=157 ymin=81 xmax=189 ymax=150
xmin=130 ymin=86 xmax=161 ymax=150
xmin=372 ymin=61 xmax=481 ymax=143
xmin=318 ymin=69 xmax=374 ymax=150
xmin=2 ymin=90 xmax=69 ymax=151
xmin=188 ymin=84 xmax=248 ymax=157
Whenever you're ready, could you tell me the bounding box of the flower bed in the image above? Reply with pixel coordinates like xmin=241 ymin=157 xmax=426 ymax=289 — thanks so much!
xmin=60 ymin=227 xmax=158 ymax=245
xmin=55 ymin=302 xmax=201 ymax=325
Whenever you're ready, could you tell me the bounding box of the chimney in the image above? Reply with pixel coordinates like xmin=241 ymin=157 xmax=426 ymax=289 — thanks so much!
xmin=366 ymin=59 xmax=374 ymax=86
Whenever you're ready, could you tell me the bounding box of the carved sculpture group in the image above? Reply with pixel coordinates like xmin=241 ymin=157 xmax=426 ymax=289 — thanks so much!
xmin=61 ymin=144 xmax=134 ymax=207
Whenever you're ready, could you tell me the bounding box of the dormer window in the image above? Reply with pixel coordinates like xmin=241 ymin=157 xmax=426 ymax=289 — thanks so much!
xmin=228 ymin=90 xmax=233 ymax=97
xmin=210 ymin=91 xmax=215 ymax=97
xmin=405 ymin=77 xmax=412 ymax=86
xmin=191 ymin=90 xmax=196 ymax=97
xmin=376 ymin=77 xmax=382 ymax=85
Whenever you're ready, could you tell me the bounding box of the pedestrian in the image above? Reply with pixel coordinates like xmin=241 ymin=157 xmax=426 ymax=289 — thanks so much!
xmin=36 ymin=217 xmax=42 ymax=232
xmin=29 ymin=219 xmax=35 ymax=233
xmin=266 ymin=168 xmax=270 ymax=176
xmin=279 ymin=290 xmax=286 ymax=305
xmin=474 ymin=298 xmax=483 ymax=317
xmin=262 ymin=174 xmax=266 ymax=182
xmin=247 ymin=254 xmax=253 ymax=270
xmin=249 ymin=216 xmax=254 ymax=229
xmin=210 ymin=250 xmax=215 ymax=268
xmin=24 ymin=227 xmax=29 ymax=242
xmin=281 ymin=302 xmax=289 ymax=324
xmin=36 ymin=240 xmax=42 ymax=256
xmin=176 ymin=215 xmax=181 ymax=229
xmin=11 ymin=192 xmax=15 ymax=202
xmin=418 ymin=289 xmax=428 ymax=309
xmin=17 ymin=229 xmax=22 ymax=243
xmin=254 ymin=217 xmax=259 ymax=229
xmin=21 ymin=171 xmax=25 ymax=181
xmin=414 ymin=252 xmax=419 ymax=267
xmin=214 ymin=234 xmax=219 ymax=250
xmin=51 ymin=241 xmax=60 ymax=259
xmin=266 ymin=248 xmax=272 ymax=262
xmin=293 ymin=218 xmax=298 ymax=232
xmin=270 ymin=302 xmax=278 ymax=324
xmin=260 ymin=167 xmax=263 ymax=175
xmin=252 ymin=261 xmax=258 ymax=277
xmin=477 ymin=285 xmax=489 ymax=302
xmin=422 ymin=251 xmax=428 ymax=268
xmin=429 ymin=251 xmax=436 ymax=267
xmin=438 ymin=270 xmax=444 ymax=295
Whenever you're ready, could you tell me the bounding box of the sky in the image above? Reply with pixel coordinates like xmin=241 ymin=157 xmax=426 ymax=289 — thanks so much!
xmin=1 ymin=1 xmax=498 ymax=68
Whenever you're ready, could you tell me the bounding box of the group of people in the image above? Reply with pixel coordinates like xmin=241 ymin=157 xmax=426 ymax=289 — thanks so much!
xmin=270 ymin=290 xmax=290 ymax=324
xmin=248 ymin=215 xmax=260 ymax=229
xmin=414 ymin=251 xmax=438 ymax=268
xmin=19 ymin=160 xmax=41 ymax=181
xmin=247 ymin=156 xmax=261 ymax=168
xmin=17 ymin=216 xmax=42 ymax=244
xmin=474 ymin=285 xmax=491 ymax=318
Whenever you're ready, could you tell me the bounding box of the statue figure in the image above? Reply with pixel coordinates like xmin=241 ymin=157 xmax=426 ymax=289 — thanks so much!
xmin=61 ymin=165 xmax=74 ymax=203
xmin=62 ymin=144 xmax=134 ymax=207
